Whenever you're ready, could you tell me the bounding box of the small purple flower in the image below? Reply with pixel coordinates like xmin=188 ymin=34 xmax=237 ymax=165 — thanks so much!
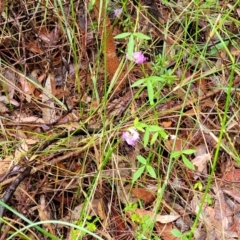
xmin=122 ymin=127 xmax=140 ymax=146
xmin=127 ymin=51 xmax=147 ymax=64
xmin=114 ymin=8 xmax=123 ymax=18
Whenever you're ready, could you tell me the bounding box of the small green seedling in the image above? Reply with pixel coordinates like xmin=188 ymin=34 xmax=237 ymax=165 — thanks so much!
xmin=170 ymin=149 xmax=196 ymax=170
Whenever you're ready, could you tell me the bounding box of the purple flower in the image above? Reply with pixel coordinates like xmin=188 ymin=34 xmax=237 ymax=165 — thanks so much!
xmin=114 ymin=8 xmax=123 ymax=18
xmin=127 ymin=51 xmax=147 ymax=64
xmin=122 ymin=127 xmax=140 ymax=146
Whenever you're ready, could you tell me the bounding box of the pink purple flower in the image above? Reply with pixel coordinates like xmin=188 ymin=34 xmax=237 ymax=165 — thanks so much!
xmin=127 ymin=51 xmax=147 ymax=64
xmin=122 ymin=127 xmax=140 ymax=146
xmin=114 ymin=8 xmax=123 ymax=18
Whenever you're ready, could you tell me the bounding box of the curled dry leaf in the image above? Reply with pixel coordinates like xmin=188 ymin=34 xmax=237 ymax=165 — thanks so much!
xmin=126 ymin=208 xmax=180 ymax=224
xmin=191 ymin=153 xmax=211 ymax=173
xmin=41 ymin=74 xmax=56 ymax=124
xmin=37 ymin=25 xmax=60 ymax=44
xmin=13 ymin=116 xmax=45 ymax=123
xmin=19 ymin=75 xmax=36 ymax=95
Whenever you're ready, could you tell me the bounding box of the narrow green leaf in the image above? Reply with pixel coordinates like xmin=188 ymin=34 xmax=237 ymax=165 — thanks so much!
xmin=170 ymin=151 xmax=182 ymax=158
xmin=150 ymin=132 xmax=158 ymax=145
xmin=146 ymin=165 xmax=157 ymax=178
xmin=114 ymin=32 xmax=131 ymax=39
xmin=143 ymin=128 xmax=150 ymax=147
xmin=132 ymin=166 xmax=145 ymax=183
xmin=147 ymin=125 xmax=162 ymax=132
xmin=159 ymin=129 xmax=168 ymax=139
xmin=144 ymin=76 xmax=163 ymax=82
xmin=131 ymin=78 xmax=147 ymax=87
xmin=182 ymin=155 xmax=195 ymax=170
xmin=208 ymin=40 xmax=229 ymax=56
xmin=137 ymin=155 xmax=147 ymax=164
xmin=132 ymin=32 xmax=151 ymax=40
xmin=181 ymin=149 xmax=196 ymax=155
xmin=127 ymin=34 xmax=134 ymax=57
xmin=147 ymin=80 xmax=154 ymax=105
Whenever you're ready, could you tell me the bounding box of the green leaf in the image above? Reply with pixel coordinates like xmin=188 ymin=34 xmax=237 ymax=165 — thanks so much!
xmin=132 ymin=166 xmax=145 ymax=183
xmin=170 ymin=151 xmax=182 ymax=159
xmin=134 ymin=118 xmax=147 ymax=132
xmin=143 ymin=128 xmax=150 ymax=147
xmin=145 ymin=76 xmax=165 ymax=82
xmin=137 ymin=155 xmax=146 ymax=164
xmin=182 ymin=155 xmax=195 ymax=170
xmin=131 ymin=78 xmax=147 ymax=87
xmin=208 ymin=40 xmax=229 ymax=56
xmin=132 ymin=32 xmax=151 ymax=40
xmin=114 ymin=32 xmax=131 ymax=39
xmin=127 ymin=34 xmax=134 ymax=58
xmin=150 ymin=132 xmax=158 ymax=145
xmin=147 ymin=80 xmax=154 ymax=105
xmin=158 ymin=129 xmax=168 ymax=139
xmin=147 ymin=125 xmax=162 ymax=132
xmin=181 ymin=149 xmax=196 ymax=155
xmin=134 ymin=117 xmax=139 ymax=126
xmin=171 ymin=229 xmax=184 ymax=237
xmin=146 ymin=165 xmax=157 ymax=178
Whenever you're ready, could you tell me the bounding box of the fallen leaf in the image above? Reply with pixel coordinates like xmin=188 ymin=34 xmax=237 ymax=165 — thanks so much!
xmin=15 ymin=141 xmax=28 ymax=160
xmin=0 ymin=96 xmax=19 ymax=106
xmin=224 ymin=169 xmax=240 ymax=182
xmin=131 ymin=188 xmax=156 ymax=204
xmin=38 ymin=195 xmax=55 ymax=235
xmin=13 ymin=116 xmax=45 ymax=123
xmin=155 ymin=223 xmax=178 ymax=240
xmin=191 ymin=153 xmax=211 ymax=173
xmin=19 ymin=75 xmax=36 ymax=95
xmin=127 ymin=208 xmax=180 ymax=224
xmin=41 ymin=74 xmax=56 ymax=124
xmin=0 ymin=155 xmax=14 ymax=175
xmin=160 ymin=121 xmax=172 ymax=128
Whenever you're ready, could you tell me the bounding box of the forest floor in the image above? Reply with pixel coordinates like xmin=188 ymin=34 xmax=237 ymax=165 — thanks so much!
xmin=0 ymin=0 xmax=240 ymax=239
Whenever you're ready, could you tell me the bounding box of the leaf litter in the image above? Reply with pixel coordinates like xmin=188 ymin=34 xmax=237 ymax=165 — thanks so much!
xmin=0 ymin=0 xmax=240 ymax=239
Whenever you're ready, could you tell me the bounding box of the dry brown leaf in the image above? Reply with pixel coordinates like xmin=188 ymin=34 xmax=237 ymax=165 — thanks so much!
xmin=223 ymin=189 xmax=240 ymax=204
xmin=111 ymin=206 xmax=128 ymax=238
xmin=41 ymin=74 xmax=56 ymax=124
xmin=0 ymin=155 xmax=14 ymax=175
xmin=38 ymin=26 xmax=60 ymax=44
xmin=165 ymin=138 xmax=185 ymax=152
xmin=127 ymin=208 xmax=180 ymax=224
xmin=224 ymin=169 xmax=240 ymax=182
xmin=13 ymin=116 xmax=45 ymax=123
xmin=160 ymin=121 xmax=172 ymax=128
xmin=3 ymin=68 xmax=17 ymax=99
xmin=155 ymin=223 xmax=178 ymax=240
xmin=191 ymin=153 xmax=211 ymax=173
xmin=131 ymin=188 xmax=156 ymax=204
xmin=0 ymin=96 xmax=19 ymax=106
xmin=38 ymin=195 xmax=55 ymax=235
xmin=14 ymin=141 xmax=28 ymax=161
xmin=19 ymin=75 xmax=36 ymax=95
xmin=26 ymin=41 xmax=43 ymax=54
xmin=191 ymin=195 xmax=238 ymax=239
